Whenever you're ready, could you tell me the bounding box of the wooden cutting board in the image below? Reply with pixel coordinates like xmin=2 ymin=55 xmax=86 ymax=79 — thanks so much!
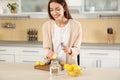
xmin=34 ymin=64 xmax=64 ymax=71
xmin=34 ymin=64 xmax=50 ymax=71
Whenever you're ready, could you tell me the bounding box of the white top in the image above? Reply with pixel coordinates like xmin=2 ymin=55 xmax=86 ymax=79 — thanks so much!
xmin=52 ymin=21 xmax=70 ymax=62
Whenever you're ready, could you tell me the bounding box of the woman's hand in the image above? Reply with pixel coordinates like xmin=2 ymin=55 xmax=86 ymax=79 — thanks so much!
xmin=63 ymin=46 xmax=72 ymax=55
xmin=46 ymin=50 xmax=54 ymax=59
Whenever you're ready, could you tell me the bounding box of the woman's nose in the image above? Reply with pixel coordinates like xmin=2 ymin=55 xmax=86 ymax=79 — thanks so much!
xmin=53 ymin=10 xmax=57 ymax=15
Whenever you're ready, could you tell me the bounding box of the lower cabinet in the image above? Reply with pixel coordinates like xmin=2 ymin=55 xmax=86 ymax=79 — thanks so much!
xmin=0 ymin=54 xmax=15 ymax=62
xmin=0 ymin=46 xmax=15 ymax=63
xmin=15 ymin=55 xmax=44 ymax=63
xmin=0 ymin=46 xmax=44 ymax=63
xmin=15 ymin=47 xmax=44 ymax=63
xmin=0 ymin=45 xmax=120 ymax=67
xmin=80 ymin=48 xmax=120 ymax=68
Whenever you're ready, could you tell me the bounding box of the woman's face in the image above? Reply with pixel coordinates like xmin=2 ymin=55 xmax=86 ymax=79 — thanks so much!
xmin=50 ymin=2 xmax=65 ymax=20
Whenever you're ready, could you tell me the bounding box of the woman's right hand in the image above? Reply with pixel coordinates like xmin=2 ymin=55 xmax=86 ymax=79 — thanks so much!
xmin=46 ymin=50 xmax=54 ymax=59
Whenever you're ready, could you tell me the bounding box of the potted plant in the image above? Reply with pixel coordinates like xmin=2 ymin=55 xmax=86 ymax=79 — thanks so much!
xmin=7 ymin=2 xmax=18 ymax=13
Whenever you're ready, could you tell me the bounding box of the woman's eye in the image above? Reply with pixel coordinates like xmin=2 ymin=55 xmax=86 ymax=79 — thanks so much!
xmin=50 ymin=9 xmax=53 ymax=12
xmin=56 ymin=8 xmax=60 ymax=11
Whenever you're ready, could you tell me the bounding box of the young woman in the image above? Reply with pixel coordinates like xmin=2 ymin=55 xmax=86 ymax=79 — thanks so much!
xmin=42 ymin=0 xmax=82 ymax=64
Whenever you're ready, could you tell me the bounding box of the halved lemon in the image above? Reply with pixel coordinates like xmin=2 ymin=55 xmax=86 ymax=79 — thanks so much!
xmin=52 ymin=53 xmax=57 ymax=59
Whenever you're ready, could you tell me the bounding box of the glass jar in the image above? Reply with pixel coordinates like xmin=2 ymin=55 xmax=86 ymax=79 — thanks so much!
xmin=50 ymin=59 xmax=61 ymax=76
xmin=107 ymin=28 xmax=114 ymax=44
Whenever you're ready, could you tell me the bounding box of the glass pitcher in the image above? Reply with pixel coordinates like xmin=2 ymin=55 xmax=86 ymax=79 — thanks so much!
xmin=50 ymin=59 xmax=61 ymax=76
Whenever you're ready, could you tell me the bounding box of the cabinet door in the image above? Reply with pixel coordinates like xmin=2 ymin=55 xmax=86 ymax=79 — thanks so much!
xmin=82 ymin=0 xmax=120 ymax=14
xmin=20 ymin=0 xmax=48 ymax=13
xmin=15 ymin=55 xmax=44 ymax=63
xmin=80 ymin=49 xmax=98 ymax=68
xmin=0 ymin=54 xmax=14 ymax=62
xmin=67 ymin=0 xmax=81 ymax=6
xmin=0 ymin=46 xmax=15 ymax=63
xmin=80 ymin=49 xmax=120 ymax=68
xmin=0 ymin=0 xmax=19 ymax=14
xmin=15 ymin=47 xmax=45 ymax=63
xmin=0 ymin=46 xmax=14 ymax=54
xmin=100 ymin=52 xmax=119 ymax=68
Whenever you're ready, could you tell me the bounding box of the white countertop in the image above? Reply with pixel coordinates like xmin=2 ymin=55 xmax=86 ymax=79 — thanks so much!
xmin=0 ymin=41 xmax=120 ymax=49
xmin=0 ymin=62 xmax=120 ymax=80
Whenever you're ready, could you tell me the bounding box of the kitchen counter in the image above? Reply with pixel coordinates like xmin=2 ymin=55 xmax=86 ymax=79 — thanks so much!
xmin=0 ymin=62 xmax=120 ymax=80
xmin=0 ymin=41 xmax=120 ymax=49
xmin=81 ymin=43 xmax=120 ymax=50
xmin=0 ymin=41 xmax=43 ymax=47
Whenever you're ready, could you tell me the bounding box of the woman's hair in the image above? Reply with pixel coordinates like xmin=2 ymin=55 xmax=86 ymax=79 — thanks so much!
xmin=48 ymin=0 xmax=72 ymax=20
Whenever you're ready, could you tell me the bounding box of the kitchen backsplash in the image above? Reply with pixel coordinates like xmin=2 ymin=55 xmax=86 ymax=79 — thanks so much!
xmin=0 ymin=18 xmax=120 ymax=43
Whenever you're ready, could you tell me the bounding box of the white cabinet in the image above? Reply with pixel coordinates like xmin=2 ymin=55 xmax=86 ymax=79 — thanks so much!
xmin=20 ymin=0 xmax=48 ymax=14
xmin=0 ymin=46 xmax=44 ymax=63
xmin=0 ymin=46 xmax=15 ymax=62
xmin=0 ymin=54 xmax=14 ymax=62
xmin=66 ymin=0 xmax=82 ymax=18
xmin=0 ymin=0 xmax=81 ymax=18
xmin=0 ymin=0 xmax=48 ymax=17
xmin=80 ymin=48 xmax=120 ymax=68
xmin=0 ymin=0 xmax=19 ymax=14
xmin=66 ymin=0 xmax=81 ymax=6
xmin=15 ymin=47 xmax=44 ymax=63
xmin=82 ymin=0 xmax=120 ymax=14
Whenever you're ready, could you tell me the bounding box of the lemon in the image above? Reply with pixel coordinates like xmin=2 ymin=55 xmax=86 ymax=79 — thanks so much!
xmin=52 ymin=53 xmax=57 ymax=59
xmin=40 ymin=62 xmax=45 ymax=66
xmin=75 ymin=70 xmax=81 ymax=74
xmin=66 ymin=65 xmax=74 ymax=71
xmin=60 ymin=61 xmax=65 ymax=66
xmin=68 ymin=71 xmax=77 ymax=76
xmin=64 ymin=64 xmax=70 ymax=69
xmin=64 ymin=64 xmax=82 ymax=77
xmin=35 ymin=61 xmax=40 ymax=66
xmin=73 ymin=66 xmax=79 ymax=71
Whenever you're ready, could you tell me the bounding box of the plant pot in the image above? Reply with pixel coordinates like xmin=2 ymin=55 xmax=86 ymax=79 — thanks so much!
xmin=10 ymin=9 xmax=16 ymax=13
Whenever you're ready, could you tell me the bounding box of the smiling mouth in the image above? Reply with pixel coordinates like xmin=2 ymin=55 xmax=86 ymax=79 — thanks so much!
xmin=53 ymin=15 xmax=59 ymax=18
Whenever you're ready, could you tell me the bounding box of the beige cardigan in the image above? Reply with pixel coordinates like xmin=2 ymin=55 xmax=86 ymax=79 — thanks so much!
xmin=42 ymin=19 xmax=82 ymax=64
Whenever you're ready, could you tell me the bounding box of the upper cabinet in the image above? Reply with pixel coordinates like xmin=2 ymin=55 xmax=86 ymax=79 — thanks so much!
xmin=0 ymin=0 xmax=49 ymax=18
xmin=0 ymin=0 xmax=82 ymax=18
xmin=82 ymin=0 xmax=120 ymax=14
xmin=66 ymin=0 xmax=82 ymax=18
xmin=0 ymin=0 xmax=19 ymax=14
xmin=66 ymin=0 xmax=81 ymax=6
xmin=20 ymin=0 xmax=48 ymax=14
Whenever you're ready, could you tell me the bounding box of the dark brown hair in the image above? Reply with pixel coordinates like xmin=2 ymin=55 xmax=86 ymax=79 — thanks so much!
xmin=48 ymin=0 xmax=72 ymax=20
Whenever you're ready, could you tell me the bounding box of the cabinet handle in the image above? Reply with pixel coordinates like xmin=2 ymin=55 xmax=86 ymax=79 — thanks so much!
xmin=89 ymin=53 xmax=108 ymax=55
xmin=96 ymin=60 xmax=98 ymax=68
xmin=100 ymin=60 xmax=102 ymax=68
xmin=96 ymin=60 xmax=101 ymax=68
xmin=98 ymin=60 xmax=101 ymax=68
xmin=22 ymin=60 xmax=35 ymax=62
xmin=22 ymin=50 xmax=39 ymax=53
xmin=0 ymin=49 xmax=6 ymax=52
xmin=0 ymin=60 xmax=6 ymax=62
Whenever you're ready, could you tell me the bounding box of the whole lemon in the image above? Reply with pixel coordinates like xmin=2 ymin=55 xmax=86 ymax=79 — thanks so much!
xmin=68 ymin=71 xmax=77 ymax=76
xmin=64 ymin=64 xmax=82 ymax=77
xmin=35 ymin=61 xmax=40 ymax=66
xmin=64 ymin=64 xmax=70 ymax=69
xmin=40 ymin=62 xmax=45 ymax=66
